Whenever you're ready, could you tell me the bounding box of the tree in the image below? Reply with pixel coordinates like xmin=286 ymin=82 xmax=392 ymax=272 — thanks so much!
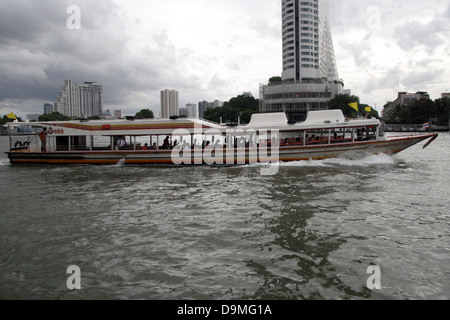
xmin=38 ymin=112 xmax=70 ymax=122
xmin=384 ymin=98 xmax=446 ymax=125
xmin=327 ymin=94 xmax=361 ymax=118
xmin=203 ymin=105 xmax=240 ymax=124
xmin=203 ymin=94 xmax=260 ymax=124
xmin=434 ymin=97 xmax=450 ymax=126
xmin=387 ymin=104 xmax=410 ymax=124
xmin=360 ymin=104 xmax=380 ymax=119
xmin=408 ymin=98 xmax=437 ymax=124
xmin=135 ymin=109 xmax=154 ymax=119
xmin=269 ymin=76 xmax=282 ymax=84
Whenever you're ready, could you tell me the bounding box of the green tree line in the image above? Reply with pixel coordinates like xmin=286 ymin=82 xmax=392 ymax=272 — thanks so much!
xmin=383 ymin=97 xmax=450 ymax=125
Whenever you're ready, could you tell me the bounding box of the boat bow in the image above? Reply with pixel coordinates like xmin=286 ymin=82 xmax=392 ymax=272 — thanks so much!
xmin=423 ymin=134 xmax=439 ymax=149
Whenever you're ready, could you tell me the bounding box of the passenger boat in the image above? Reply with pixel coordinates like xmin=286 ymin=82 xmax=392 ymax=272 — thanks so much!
xmin=3 ymin=110 xmax=438 ymax=166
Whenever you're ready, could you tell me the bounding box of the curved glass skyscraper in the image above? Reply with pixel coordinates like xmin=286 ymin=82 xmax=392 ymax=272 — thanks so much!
xmin=281 ymin=0 xmax=339 ymax=82
xmin=260 ymin=0 xmax=342 ymax=121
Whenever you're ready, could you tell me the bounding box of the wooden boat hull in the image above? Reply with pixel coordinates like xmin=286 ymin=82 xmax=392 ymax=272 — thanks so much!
xmin=6 ymin=134 xmax=437 ymax=165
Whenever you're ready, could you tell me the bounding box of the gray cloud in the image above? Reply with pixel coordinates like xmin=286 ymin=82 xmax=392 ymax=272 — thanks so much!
xmin=1 ymin=0 xmax=449 ymax=117
xmin=394 ymin=19 xmax=448 ymax=52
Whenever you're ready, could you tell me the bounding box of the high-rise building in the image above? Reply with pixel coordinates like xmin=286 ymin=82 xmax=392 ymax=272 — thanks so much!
xmin=43 ymin=103 xmax=54 ymax=114
xmin=198 ymin=100 xmax=210 ymax=119
xmin=198 ymin=100 xmax=224 ymax=119
xmin=114 ymin=110 xmax=123 ymax=119
xmin=281 ymin=0 xmax=338 ymax=82
xmin=185 ymin=103 xmax=198 ymax=118
xmin=260 ymin=0 xmax=342 ymax=121
xmin=54 ymin=80 xmax=73 ymax=116
xmin=81 ymin=82 xmax=103 ymax=118
xmin=54 ymin=80 xmax=103 ymax=118
xmin=161 ymin=89 xmax=179 ymax=118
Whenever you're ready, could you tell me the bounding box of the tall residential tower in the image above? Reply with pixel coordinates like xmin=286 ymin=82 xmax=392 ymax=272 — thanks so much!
xmin=160 ymin=89 xmax=179 ymax=119
xmin=54 ymin=80 xmax=103 ymax=118
xmin=261 ymin=0 xmax=342 ymax=121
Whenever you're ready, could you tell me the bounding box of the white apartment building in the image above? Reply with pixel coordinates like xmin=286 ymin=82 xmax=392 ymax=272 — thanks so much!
xmin=160 ymin=89 xmax=179 ymax=119
xmin=54 ymin=80 xmax=103 ymax=118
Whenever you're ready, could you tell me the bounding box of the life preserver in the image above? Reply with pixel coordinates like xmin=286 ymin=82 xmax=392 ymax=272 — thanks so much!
xmin=14 ymin=141 xmax=23 ymax=148
xmin=47 ymin=127 xmax=54 ymax=135
xmin=23 ymin=141 xmax=29 ymax=147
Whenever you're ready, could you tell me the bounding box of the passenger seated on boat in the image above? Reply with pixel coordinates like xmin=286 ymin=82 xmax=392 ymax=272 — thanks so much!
xmin=162 ymin=136 xmax=170 ymax=149
xmin=117 ymin=137 xmax=126 ymax=149
xmin=151 ymin=143 xmax=158 ymax=150
xmin=142 ymin=143 xmax=149 ymax=150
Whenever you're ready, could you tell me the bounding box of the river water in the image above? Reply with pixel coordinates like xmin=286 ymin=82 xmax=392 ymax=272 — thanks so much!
xmin=0 ymin=133 xmax=448 ymax=300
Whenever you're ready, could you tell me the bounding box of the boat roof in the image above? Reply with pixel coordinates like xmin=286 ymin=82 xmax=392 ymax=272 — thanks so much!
xmin=242 ymin=110 xmax=379 ymax=131
xmin=4 ymin=110 xmax=380 ymax=136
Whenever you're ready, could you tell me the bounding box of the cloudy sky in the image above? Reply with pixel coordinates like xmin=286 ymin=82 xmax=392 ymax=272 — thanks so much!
xmin=1 ymin=0 xmax=449 ymax=118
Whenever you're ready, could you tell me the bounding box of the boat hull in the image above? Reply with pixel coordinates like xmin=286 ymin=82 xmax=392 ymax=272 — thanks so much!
xmin=6 ymin=134 xmax=437 ymax=165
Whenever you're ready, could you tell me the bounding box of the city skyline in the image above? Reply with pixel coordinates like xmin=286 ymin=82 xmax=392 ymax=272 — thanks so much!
xmin=0 ymin=0 xmax=449 ymax=119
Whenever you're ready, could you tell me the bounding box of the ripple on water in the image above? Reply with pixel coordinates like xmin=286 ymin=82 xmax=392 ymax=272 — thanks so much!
xmin=0 ymin=136 xmax=449 ymax=299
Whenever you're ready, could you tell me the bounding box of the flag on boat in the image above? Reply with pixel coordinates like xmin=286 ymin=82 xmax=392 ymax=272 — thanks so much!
xmin=423 ymin=122 xmax=430 ymax=129
xmin=6 ymin=112 xmax=17 ymax=120
xmin=349 ymin=102 xmax=359 ymax=112
xmin=365 ymin=107 xmax=372 ymax=112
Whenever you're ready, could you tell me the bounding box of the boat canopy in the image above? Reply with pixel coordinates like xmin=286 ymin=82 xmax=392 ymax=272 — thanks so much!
xmin=247 ymin=113 xmax=288 ymax=127
xmin=304 ymin=110 xmax=346 ymax=124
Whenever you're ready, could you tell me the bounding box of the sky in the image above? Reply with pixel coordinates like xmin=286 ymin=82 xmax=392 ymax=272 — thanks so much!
xmin=0 ymin=0 xmax=449 ymax=119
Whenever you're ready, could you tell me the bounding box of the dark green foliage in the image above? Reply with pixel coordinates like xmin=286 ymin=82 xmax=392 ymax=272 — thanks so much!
xmin=204 ymin=94 xmax=259 ymax=124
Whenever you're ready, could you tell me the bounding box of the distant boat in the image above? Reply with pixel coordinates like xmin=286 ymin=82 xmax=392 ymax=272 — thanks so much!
xmin=3 ymin=110 xmax=438 ymax=165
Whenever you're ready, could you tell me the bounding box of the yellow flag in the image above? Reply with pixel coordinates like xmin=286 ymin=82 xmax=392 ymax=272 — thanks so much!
xmin=6 ymin=112 xmax=17 ymax=120
xmin=349 ymin=102 xmax=359 ymax=112
xmin=365 ymin=107 xmax=372 ymax=112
